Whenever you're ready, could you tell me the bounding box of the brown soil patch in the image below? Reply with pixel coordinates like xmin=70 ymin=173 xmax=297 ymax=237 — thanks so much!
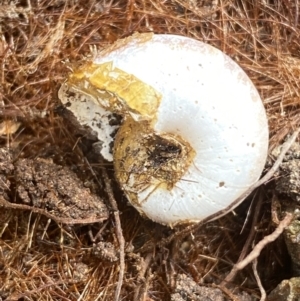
xmin=1 ymin=1 xmax=300 ymax=300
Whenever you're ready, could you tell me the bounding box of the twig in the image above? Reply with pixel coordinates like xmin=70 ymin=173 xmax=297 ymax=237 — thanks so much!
xmin=139 ymin=268 xmax=153 ymax=301
xmin=213 ymin=284 xmax=240 ymax=301
xmin=103 ymin=169 xmax=125 ymax=301
xmin=134 ymin=252 xmax=153 ymax=301
xmin=0 ymin=197 xmax=108 ymax=225
xmin=252 ymin=258 xmax=266 ymax=301
xmin=84 ymin=157 xmax=125 ymax=299
xmin=236 ymin=191 xmax=264 ymax=265
xmin=222 ymin=212 xmax=293 ymax=285
xmin=271 ymin=193 xmax=281 ymax=224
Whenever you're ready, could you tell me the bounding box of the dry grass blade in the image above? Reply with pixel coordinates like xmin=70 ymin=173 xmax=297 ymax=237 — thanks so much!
xmin=222 ymin=212 xmax=294 ymax=285
xmin=0 ymin=196 xmax=108 ymax=224
xmin=103 ymin=169 xmax=125 ymax=301
xmin=253 ymin=258 xmax=267 ymax=301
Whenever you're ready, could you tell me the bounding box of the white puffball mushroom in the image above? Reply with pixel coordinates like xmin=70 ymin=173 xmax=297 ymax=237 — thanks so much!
xmin=59 ymin=33 xmax=269 ymax=227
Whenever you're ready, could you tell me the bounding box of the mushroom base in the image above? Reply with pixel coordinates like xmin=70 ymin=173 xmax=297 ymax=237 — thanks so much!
xmin=114 ymin=117 xmax=195 ymax=208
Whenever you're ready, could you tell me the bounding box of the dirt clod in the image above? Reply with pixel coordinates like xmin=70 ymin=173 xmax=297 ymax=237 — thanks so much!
xmin=15 ymin=157 xmax=108 ymax=221
xmin=93 ymin=241 xmax=119 ymax=262
xmin=0 ymin=148 xmax=14 ymax=200
xmin=275 ymin=143 xmax=300 ymax=203
xmin=268 ymin=277 xmax=300 ymax=301
xmin=171 ymin=274 xmax=224 ymax=301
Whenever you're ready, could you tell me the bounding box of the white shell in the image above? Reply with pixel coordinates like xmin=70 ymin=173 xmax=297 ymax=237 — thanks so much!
xmin=93 ymin=34 xmax=268 ymax=226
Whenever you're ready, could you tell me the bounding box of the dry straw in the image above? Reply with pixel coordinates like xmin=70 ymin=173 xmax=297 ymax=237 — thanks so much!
xmin=0 ymin=0 xmax=299 ymax=300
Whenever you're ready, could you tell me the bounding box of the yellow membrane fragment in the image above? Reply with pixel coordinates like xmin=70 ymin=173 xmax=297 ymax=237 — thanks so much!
xmin=67 ymin=62 xmax=161 ymax=121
